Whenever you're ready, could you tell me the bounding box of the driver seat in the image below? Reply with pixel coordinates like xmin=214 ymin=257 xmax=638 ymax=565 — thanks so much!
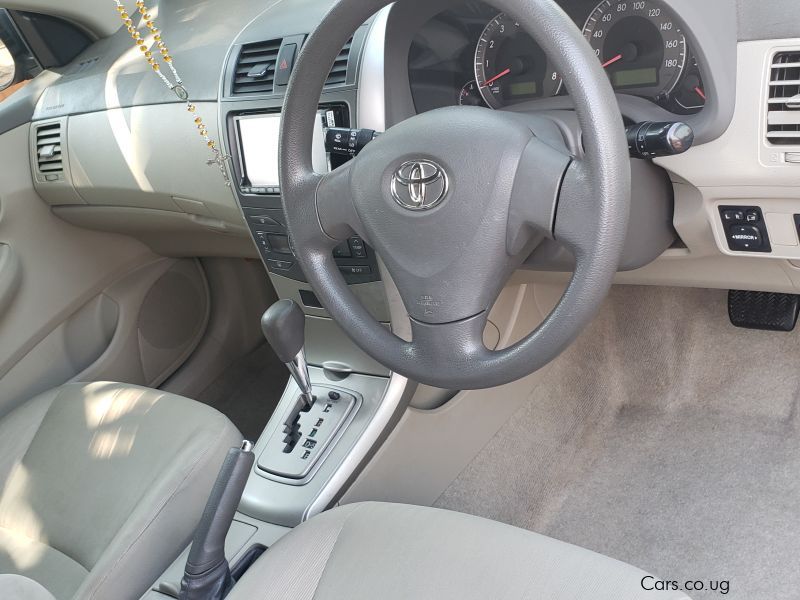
xmin=0 ymin=382 xmax=241 ymax=600
xmin=227 ymin=502 xmax=691 ymax=600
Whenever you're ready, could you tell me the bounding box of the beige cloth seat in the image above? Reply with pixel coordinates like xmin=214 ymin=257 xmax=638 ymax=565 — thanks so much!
xmin=228 ymin=502 xmax=692 ymax=600
xmin=0 ymin=382 xmax=241 ymax=600
xmin=0 ymin=574 xmax=56 ymax=600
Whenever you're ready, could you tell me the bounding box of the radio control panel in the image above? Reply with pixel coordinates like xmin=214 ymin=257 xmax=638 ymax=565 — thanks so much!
xmin=241 ymin=203 xmax=379 ymax=285
xmin=229 ymin=102 xmax=380 ymax=285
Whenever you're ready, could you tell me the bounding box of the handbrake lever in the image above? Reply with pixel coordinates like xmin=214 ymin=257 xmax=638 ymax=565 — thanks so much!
xmin=178 ymin=440 xmax=255 ymax=600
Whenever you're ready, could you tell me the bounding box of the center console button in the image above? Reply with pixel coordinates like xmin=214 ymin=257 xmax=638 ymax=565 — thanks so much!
xmin=248 ymin=214 xmax=281 ymax=228
xmin=349 ymin=237 xmax=367 ymax=258
xmin=254 ymin=231 xmax=270 ymax=252
xmin=339 ymin=265 xmax=371 ymax=275
xmin=267 ymin=259 xmax=294 ymax=271
xmin=266 ymin=234 xmax=293 ymax=255
xmin=333 ymin=242 xmax=352 ymax=258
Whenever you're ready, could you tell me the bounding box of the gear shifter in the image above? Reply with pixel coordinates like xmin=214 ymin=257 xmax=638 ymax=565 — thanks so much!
xmin=261 ymin=300 xmax=314 ymax=407
xmin=257 ymin=300 xmax=360 ymax=481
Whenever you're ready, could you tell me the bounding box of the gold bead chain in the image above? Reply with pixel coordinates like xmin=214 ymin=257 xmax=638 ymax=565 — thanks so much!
xmin=113 ymin=0 xmax=230 ymax=183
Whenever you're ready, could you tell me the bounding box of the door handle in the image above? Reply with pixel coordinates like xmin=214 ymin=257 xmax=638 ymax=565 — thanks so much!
xmin=0 ymin=244 xmax=21 ymax=320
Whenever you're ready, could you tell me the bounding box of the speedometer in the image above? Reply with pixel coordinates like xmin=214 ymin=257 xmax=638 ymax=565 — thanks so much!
xmin=582 ymin=0 xmax=686 ymax=101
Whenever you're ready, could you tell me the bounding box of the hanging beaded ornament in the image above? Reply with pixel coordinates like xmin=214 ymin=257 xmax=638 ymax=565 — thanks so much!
xmin=113 ymin=0 xmax=231 ymax=184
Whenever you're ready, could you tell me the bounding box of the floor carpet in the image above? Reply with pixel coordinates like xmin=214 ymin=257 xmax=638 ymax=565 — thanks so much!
xmin=195 ymin=343 xmax=288 ymax=441
xmin=435 ymin=286 xmax=800 ymax=599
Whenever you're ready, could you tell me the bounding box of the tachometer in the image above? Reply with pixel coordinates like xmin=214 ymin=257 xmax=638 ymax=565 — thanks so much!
xmin=582 ymin=0 xmax=686 ymax=101
xmin=475 ymin=13 xmax=561 ymax=109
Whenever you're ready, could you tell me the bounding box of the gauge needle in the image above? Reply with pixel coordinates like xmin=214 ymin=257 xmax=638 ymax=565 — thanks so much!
xmin=694 ymin=86 xmax=707 ymax=101
xmin=601 ymin=54 xmax=623 ymax=69
xmin=482 ymin=68 xmax=511 ymax=87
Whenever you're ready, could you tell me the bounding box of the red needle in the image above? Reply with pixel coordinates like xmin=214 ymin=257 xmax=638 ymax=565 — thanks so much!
xmin=482 ymin=68 xmax=511 ymax=87
xmin=694 ymin=86 xmax=707 ymax=101
xmin=601 ymin=53 xmax=623 ymax=68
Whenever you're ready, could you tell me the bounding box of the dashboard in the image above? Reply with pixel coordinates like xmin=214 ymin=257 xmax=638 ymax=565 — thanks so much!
xmin=14 ymin=0 xmax=800 ymax=300
xmin=409 ymin=0 xmax=706 ymax=115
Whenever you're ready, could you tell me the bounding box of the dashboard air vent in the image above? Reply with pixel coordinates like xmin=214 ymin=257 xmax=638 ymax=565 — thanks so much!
xmin=232 ymin=39 xmax=282 ymax=95
xmin=325 ymin=38 xmax=353 ymax=87
xmin=35 ymin=122 xmax=63 ymax=175
xmin=767 ymin=51 xmax=800 ymax=145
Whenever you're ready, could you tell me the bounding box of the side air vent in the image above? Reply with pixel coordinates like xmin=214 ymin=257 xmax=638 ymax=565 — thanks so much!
xmin=767 ymin=51 xmax=800 ymax=145
xmin=232 ymin=39 xmax=282 ymax=95
xmin=325 ymin=38 xmax=353 ymax=87
xmin=35 ymin=122 xmax=63 ymax=176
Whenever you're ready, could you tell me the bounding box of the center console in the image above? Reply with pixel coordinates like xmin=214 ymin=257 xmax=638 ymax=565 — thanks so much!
xmin=220 ymin=25 xmax=392 ymax=376
xmin=142 ymin=6 xmax=407 ymax=599
xmin=229 ymin=105 xmax=381 ymax=286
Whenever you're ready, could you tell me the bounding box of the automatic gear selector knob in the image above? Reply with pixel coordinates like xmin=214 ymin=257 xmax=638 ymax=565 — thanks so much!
xmin=261 ymin=300 xmax=314 ymax=407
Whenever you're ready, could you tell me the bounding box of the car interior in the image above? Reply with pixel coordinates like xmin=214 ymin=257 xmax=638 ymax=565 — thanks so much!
xmin=0 ymin=0 xmax=797 ymax=598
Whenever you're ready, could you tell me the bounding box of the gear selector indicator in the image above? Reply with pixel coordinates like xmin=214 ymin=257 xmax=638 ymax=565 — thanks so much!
xmin=257 ymin=385 xmax=360 ymax=481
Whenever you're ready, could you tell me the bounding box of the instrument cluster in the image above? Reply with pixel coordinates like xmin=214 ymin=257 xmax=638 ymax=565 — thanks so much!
xmin=408 ymin=0 xmax=707 ymax=115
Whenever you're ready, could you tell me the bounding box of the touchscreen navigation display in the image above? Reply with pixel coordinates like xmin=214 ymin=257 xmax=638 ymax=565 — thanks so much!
xmin=237 ymin=112 xmax=327 ymax=188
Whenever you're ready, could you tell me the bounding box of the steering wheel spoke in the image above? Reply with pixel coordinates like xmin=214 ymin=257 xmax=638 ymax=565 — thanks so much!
xmin=315 ymin=160 xmax=363 ymax=242
xmin=553 ymin=159 xmax=613 ymax=261
xmin=507 ymin=135 xmax=573 ymax=255
xmin=409 ymin=311 xmax=490 ymax=368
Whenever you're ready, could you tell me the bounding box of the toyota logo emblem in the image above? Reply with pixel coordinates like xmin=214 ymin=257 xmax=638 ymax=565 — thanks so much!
xmin=390 ymin=160 xmax=448 ymax=211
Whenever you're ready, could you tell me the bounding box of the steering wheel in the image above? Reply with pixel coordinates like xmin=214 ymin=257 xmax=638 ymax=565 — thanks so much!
xmin=278 ymin=0 xmax=630 ymax=390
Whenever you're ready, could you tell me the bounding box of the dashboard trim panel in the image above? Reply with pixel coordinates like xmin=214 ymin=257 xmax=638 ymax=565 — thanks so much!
xmin=395 ymin=0 xmax=736 ymax=144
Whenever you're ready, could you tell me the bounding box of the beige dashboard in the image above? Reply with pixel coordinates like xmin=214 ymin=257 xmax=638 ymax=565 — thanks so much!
xmin=22 ymin=5 xmax=800 ymax=296
xmin=514 ymin=38 xmax=800 ymax=295
xmin=30 ymin=102 xmax=255 ymax=258
xmin=621 ymin=39 xmax=800 ymax=294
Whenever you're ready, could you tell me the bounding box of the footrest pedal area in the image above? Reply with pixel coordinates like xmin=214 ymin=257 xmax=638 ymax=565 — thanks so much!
xmin=728 ymin=289 xmax=800 ymax=331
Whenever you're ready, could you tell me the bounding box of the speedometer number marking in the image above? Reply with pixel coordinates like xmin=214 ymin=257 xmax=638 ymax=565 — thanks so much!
xmin=582 ymin=0 xmax=686 ymax=100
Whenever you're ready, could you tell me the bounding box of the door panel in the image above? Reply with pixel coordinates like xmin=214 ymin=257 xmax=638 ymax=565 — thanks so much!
xmin=0 ymin=243 xmax=20 ymax=317
xmin=0 ymin=256 xmax=211 ymax=411
xmin=0 ymin=123 xmax=161 ymax=416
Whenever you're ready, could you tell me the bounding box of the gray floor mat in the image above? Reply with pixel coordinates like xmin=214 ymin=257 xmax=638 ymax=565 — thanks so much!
xmin=195 ymin=343 xmax=288 ymax=441
xmin=435 ymin=286 xmax=800 ymax=599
